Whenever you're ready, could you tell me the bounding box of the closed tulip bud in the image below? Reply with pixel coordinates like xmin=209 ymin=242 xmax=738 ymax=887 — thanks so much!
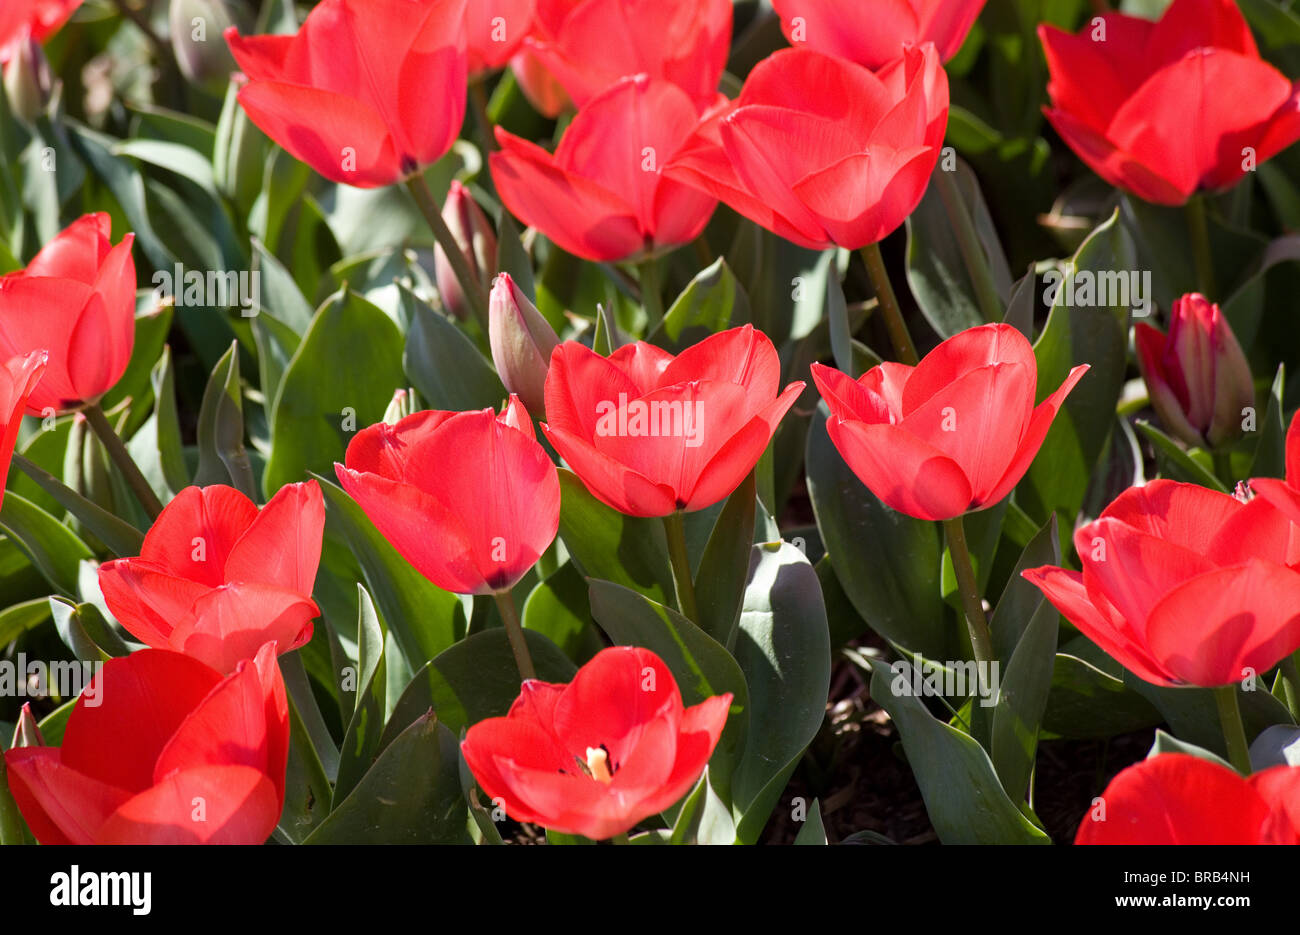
xmin=435 ymin=180 xmax=497 ymax=321
xmin=3 ymin=36 xmax=50 ymax=122
xmin=11 ymin=703 xmax=43 ymax=748
xmin=170 ymin=0 xmax=243 ymax=92
xmin=489 ymin=273 xmax=558 ymax=418
xmin=1135 ymin=293 xmax=1254 ymax=449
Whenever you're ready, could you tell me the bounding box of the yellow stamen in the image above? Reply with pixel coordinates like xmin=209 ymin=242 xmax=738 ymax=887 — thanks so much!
xmin=585 ymin=746 xmax=613 ymax=784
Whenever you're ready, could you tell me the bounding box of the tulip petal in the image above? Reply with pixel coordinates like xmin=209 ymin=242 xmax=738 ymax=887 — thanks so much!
xmin=606 ymin=341 xmax=675 ymax=396
xmin=739 ymin=46 xmax=896 ymax=133
xmin=658 ymin=324 xmax=780 ymax=400
xmin=169 ymin=582 xmax=317 ymax=674
xmin=225 ymin=480 xmax=325 ymax=595
xmin=544 ymin=341 xmax=646 ymax=442
xmin=824 ymin=418 xmax=972 ymax=521
xmin=1039 ymin=17 xmax=1156 ymax=133
xmin=0 ymin=275 xmax=93 ymax=412
xmin=1251 ymin=477 xmax=1300 ymax=527
xmin=1042 ymin=104 xmax=1190 ymax=205
xmin=1145 ymin=0 xmax=1258 ymax=63
xmin=3 ymin=748 xmax=132 ymax=845
xmin=542 ymin=424 xmax=679 ymax=516
xmin=139 ymin=485 xmax=259 ymax=587
xmin=901 ymin=323 xmax=1035 ymax=415
xmin=684 ymin=382 xmax=804 ymax=511
xmin=60 ymin=650 xmax=224 ymax=793
xmin=97 ymin=765 xmax=281 ymax=844
xmin=1145 ymin=560 xmax=1300 ymax=686
xmin=1097 ymin=478 xmax=1241 ymax=554
xmin=97 ymin=560 xmax=210 ymax=647
xmin=22 ymin=213 xmax=111 ymax=283
xmin=343 ymin=409 xmax=459 ymax=481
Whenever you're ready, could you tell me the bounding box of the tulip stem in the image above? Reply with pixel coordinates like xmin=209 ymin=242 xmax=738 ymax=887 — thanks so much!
xmin=407 ymin=174 xmax=490 ymax=327
xmin=493 ymin=590 xmax=536 ymax=681
xmin=83 ymin=404 xmax=164 ymax=521
xmin=639 ymin=258 xmax=664 ymax=326
xmin=1186 ymin=196 xmax=1217 ymax=300
xmin=1213 ymin=685 xmax=1252 ymax=775
xmin=934 ymin=167 xmax=1003 ymax=322
xmin=942 ymin=514 xmax=994 ymax=671
xmin=860 ymin=243 xmax=919 ymax=367
xmin=663 ymin=511 xmax=699 ymax=624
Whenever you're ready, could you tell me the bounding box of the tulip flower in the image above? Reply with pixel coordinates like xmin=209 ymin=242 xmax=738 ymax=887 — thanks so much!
xmin=1076 ymin=754 xmax=1300 ymax=845
xmin=336 ymin=396 xmax=559 ymax=596
xmin=0 ymin=213 xmax=135 ymax=415
xmin=811 ymin=324 xmax=1087 ymax=521
xmin=772 ymin=0 xmax=986 ymax=68
xmin=1252 ymin=411 xmax=1300 ymax=525
xmin=1024 ymin=479 xmax=1300 ymax=688
xmin=665 ymin=45 xmax=948 ymax=251
xmin=543 ymin=325 xmax=804 ymax=517
xmin=98 ymin=482 xmax=324 ymax=674
xmin=435 ymin=180 xmax=497 ymax=322
xmin=1135 ymin=293 xmax=1254 ymax=450
xmin=466 ymin=0 xmax=535 ymax=73
xmin=0 ymin=350 xmax=46 ymax=509
xmin=0 ymin=0 xmax=80 ymax=52
xmin=1039 ymin=0 xmax=1300 ymax=206
xmin=489 ymin=273 xmax=559 ymax=419
xmin=4 ymin=643 xmax=289 ymax=844
xmin=491 ymin=75 xmax=718 ymax=262
xmin=225 ymin=0 xmax=469 ymax=188
xmin=519 ymin=0 xmax=729 ymax=114
xmin=461 ymin=646 xmax=732 ymax=840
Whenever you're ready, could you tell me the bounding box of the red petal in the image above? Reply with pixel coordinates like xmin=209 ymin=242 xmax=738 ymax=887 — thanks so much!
xmin=981 ymin=363 xmax=1088 ymax=507
xmin=772 ymin=0 xmax=919 ymax=70
xmin=824 ymin=417 xmax=973 ymax=521
xmin=3 ymin=748 xmax=131 ymax=845
xmin=97 ymin=765 xmax=280 ymax=844
xmin=140 ymin=485 xmax=259 ymax=586
xmin=225 ymin=480 xmax=325 ymax=595
xmin=542 ymin=425 xmax=678 ymax=516
xmin=169 ymin=583 xmax=317 ymax=673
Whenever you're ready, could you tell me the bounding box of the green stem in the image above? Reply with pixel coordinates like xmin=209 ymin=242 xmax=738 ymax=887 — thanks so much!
xmin=407 ymin=175 xmax=490 ymax=327
xmin=639 ymin=257 xmax=663 ymax=327
xmin=493 ymin=590 xmax=536 ymax=681
xmin=83 ymin=403 xmax=164 ymax=521
xmin=1213 ymin=449 xmax=1235 ymax=490
xmin=1186 ymin=195 xmax=1217 ymax=300
xmin=1214 ymin=685 xmax=1252 ymax=775
xmin=663 ymin=511 xmax=698 ymax=623
xmin=934 ymin=168 xmax=1003 ymax=323
xmin=942 ymin=514 xmax=994 ymax=670
xmin=860 ymin=242 xmax=919 ymax=366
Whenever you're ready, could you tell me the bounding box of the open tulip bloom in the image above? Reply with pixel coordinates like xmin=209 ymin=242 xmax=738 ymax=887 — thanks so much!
xmin=812 ymin=324 xmax=1088 ymax=522
xmin=1040 ymin=0 xmax=1300 ymax=205
xmin=772 ymin=0 xmax=987 ymax=69
xmin=461 ymin=646 xmax=731 ymax=840
xmin=4 ymin=643 xmax=289 ymax=844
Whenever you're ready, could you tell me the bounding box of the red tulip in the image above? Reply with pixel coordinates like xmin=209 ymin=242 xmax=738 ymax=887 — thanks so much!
xmin=1076 ymin=754 xmax=1300 ymax=845
xmin=0 ymin=0 xmax=80 ymax=52
xmin=543 ymin=325 xmax=804 ymax=517
xmin=519 ymin=0 xmax=730 ymax=114
xmin=336 ymin=396 xmax=559 ymax=595
xmin=1135 ymin=293 xmax=1254 ymax=449
xmin=1024 ymin=479 xmax=1300 ymax=688
xmin=466 ymin=0 xmax=535 ymax=73
xmin=225 ymin=0 xmax=469 ymax=188
xmin=1253 ymin=411 xmax=1300 ymax=525
xmin=1040 ymin=0 xmax=1300 ymax=206
xmin=491 ymin=75 xmax=719 ymax=262
xmin=98 ymin=483 xmax=324 ymax=674
xmin=4 ymin=642 xmax=289 ymax=844
xmin=772 ymin=0 xmax=986 ymax=68
xmin=665 ymin=45 xmax=948 ymax=251
xmin=0 ymin=350 xmax=46 ymax=509
xmin=811 ymin=324 xmax=1088 ymax=521
xmin=0 ymin=214 xmax=135 ymax=415
xmin=435 ymin=179 xmax=498 ymax=321
xmin=489 ymin=272 xmax=559 ymax=418
xmin=461 ymin=646 xmax=732 ymax=840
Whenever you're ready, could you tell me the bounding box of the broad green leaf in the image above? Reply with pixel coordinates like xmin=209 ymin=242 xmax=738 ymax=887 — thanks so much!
xmin=694 ymin=473 xmax=757 ymax=645
xmin=671 ymin=770 xmax=736 ymax=845
xmin=0 ymin=492 xmax=93 ymax=596
xmin=1147 ymin=729 xmax=1234 ymax=771
xmin=1134 ymin=421 xmax=1226 ymax=491
xmin=521 ymin=562 xmax=604 ymax=664
xmin=990 ymin=597 xmax=1059 ymax=799
xmin=7 ymin=455 xmax=144 ymax=558
xmin=194 ymin=342 xmax=256 ymax=497
xmin=650 ymin=257 xmax=738 ymax=350
xmin=334 ymin=586 xmax=388 ymax=802
xmin=1249 ymin=365 xmax=1286 ymax=479
xmin=401 ymin=284 xmax=505 ymax=411
xmin=793 ymin=798 xmax=828 ymax=845
xmin=0 ymin=598 xmax=50 ymax=647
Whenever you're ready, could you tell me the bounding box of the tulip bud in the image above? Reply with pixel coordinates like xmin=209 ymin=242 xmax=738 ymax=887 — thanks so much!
xmin=1135 ymin=294 xmax=1254 ymax=449
xmin=11 ymin=703 xmax=44 ymax=749
xmin=170 ymin=0 xmax=244 ymax=92
xmin=3 ymin=37 xmax=51 ymax=122
xmin=489 ymin=273 xmax=559 ymax=418
xmin=434 ymin=180 xmax=497 ymax=321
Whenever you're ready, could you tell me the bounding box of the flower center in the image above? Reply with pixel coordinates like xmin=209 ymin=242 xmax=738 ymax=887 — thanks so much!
xmin=585 ymin=745 xmax=614 ymax=784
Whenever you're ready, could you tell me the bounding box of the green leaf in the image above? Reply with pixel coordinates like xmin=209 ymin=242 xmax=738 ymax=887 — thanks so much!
xmin=1041 ymin=649 xmax=1161 ymax=740
xmin=194 ymin=342 xmax=256 ymax=497
xmin=990 ymin=515 xmax=1059 ymax=663
xmin=265 ymin=289 xmax=404 ymax=494
xmin=8 ymin=456 xmax=145 ymax=558
xmin=317 ymin=478 xmax=463 ymax=668
xmin=380 ymin=629 xmax=576 ymax=745
xmin=334 ymin=586 xmax=388 ymax=802
xmin=1147 ymin=729 xmax=1234 ymax=771
xmin=126 ymin=345 xmax=189 ymax=500
xmin=0 ymin=598 xmax=51 ymax=647
xmin=304 ymin=712 xmax=471 ymax=844
xmin=521 ymin=562 xmax=604 ymax=663
xmin=670 ymin=770 xmax=736 ymax=845
xmin=694 ymin=473 xmax=757 ymax=645
xmin=1134 ymin=421 xmax=1227 ymax=491
xmin=556 ymin=469 xmax=675 ymax=605
xmin=496 ymin=212 xmax=535 ymax=302
xmin=48 ymin=598 xmax=112 ymax=664
xmin=0 ymin=492 xmax=93 ymax=597
xmin=1250 ymin=364 xmax=1286 ymax=479
xmin=793 ymin=798 xmax=828 ymax=845
xmin=806 ymin=406 xmax=953 ymax=659
xmin=990 ymin=596 xmax=1059 ymax=800
xmin=731 ymin=542 xmax=830 ymax=837
xmin=400 ymin=284 xmax=505 ymax=411
xmin=650 ymin=257 xmax=738 ymax=350
xmin=866 ymin=658 xmax=1051 ymax=844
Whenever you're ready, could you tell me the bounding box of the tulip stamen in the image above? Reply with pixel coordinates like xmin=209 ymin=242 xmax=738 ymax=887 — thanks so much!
xmin=581 ymin=744 xmax=616 ymax=784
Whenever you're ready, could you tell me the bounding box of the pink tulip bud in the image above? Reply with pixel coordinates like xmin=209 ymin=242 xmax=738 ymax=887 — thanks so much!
xmin=3 ymin=36 xmax=50 ymax=122
xmin=434 ymin=180 xmax=497 ymax=321
xmin=11 ymin=703 xmax=43 ymax=749
xmin=489 ymin=273 xmax=559 ymax=418
xmin=1136 ymin=293 xmax=1254 ymax=449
